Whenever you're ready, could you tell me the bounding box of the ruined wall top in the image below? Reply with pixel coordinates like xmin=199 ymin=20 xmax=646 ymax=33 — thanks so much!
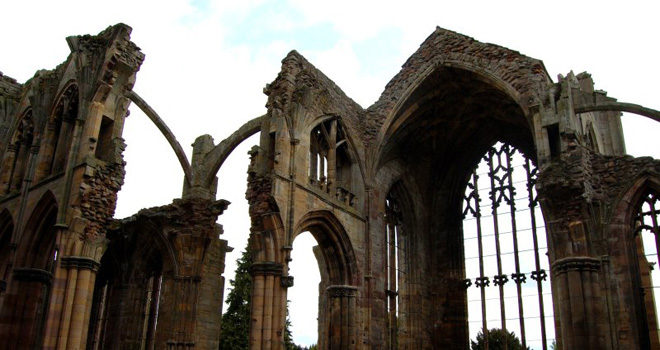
xmin=363 ymin=27 xmax=552 ymax=145
xmin=264 ymin=50 xmax=366 ymax=144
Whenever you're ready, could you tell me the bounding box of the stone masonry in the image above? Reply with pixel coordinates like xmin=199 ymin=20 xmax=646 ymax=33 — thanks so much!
xmin=0 ymin=24 xmax=659 ymax=349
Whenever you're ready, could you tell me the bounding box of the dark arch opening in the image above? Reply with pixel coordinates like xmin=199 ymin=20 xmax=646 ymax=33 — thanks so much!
xmin=0 ymin=191 xmax=57 ymax=347
xmin=375 ymin=66 xmax=537 ymax=348
xmin=87 ymin=222 xmax=172 ymax=350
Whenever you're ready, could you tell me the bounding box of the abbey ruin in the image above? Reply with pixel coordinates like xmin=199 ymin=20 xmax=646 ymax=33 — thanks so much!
xmin=0 ymin=23 xmax=659 ymax=349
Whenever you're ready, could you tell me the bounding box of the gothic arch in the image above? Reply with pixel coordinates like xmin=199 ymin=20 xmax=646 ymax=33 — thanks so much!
xmin=609 ymin=174 xmax=660 ymax=349
xmin=292 ymin=210 xmax=359 ymax=349
xmin=294 ymin=210 xmax=358 ymax=286
xmin=18 ymin=190 xmax=58 ymax=269
xmin=0 ymin=190 xmax=57 ymax=347
xmin=0 ymin=209 xmax=14 ymax=285
xmin=611 ymin=175 xmax=660 ymax=227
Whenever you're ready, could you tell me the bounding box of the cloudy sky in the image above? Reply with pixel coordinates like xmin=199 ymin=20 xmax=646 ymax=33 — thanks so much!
xmin=2 ymin=0 xmax=659 ymax=347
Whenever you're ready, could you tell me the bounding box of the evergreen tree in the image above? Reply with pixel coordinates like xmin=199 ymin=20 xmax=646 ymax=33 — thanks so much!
xmin=219 ymin=246 xmax=253 ymax=349
xmin=471 ymin=328 xmax=530 ymax=350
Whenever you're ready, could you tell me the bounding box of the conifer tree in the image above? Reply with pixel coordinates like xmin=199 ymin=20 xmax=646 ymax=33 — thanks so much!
xmin=220 ymin=243 xmax=300 ymax=349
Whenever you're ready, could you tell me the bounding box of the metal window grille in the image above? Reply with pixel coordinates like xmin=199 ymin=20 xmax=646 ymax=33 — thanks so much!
xmin=462 ymin=142 xmax=554 ymax=350
xmin=635 ymin=190 xmax=660 ymax=346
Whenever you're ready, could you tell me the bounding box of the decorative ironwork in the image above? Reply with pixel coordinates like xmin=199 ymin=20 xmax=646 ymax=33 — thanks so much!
xmin=493 ymin=274 xmax=509 ymax=286
xmin=511 ymin=272 xmax=527 ymax=284
xmin=531 ymin=269 xmax=547 ymax=281
xmin=463 ymin=142 xmax=553 ymax=350
xmin=475 ymin=276 xmax=490 ymax=288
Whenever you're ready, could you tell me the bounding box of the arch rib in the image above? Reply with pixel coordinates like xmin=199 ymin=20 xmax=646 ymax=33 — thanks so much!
xmin=203 ymin=115 xmax=264 ymax=187
xmin=574 ymin=101 xmax=660 ymax=123
xmin=126 ymin=90 xmax=193 ymax=186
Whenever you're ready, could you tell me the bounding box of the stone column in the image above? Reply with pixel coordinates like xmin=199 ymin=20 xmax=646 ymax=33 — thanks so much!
xmin=326 ymin=285 xmax=357 ymax=350
xmin=551 ymin=255 xmax=607 ymax=350
xmin=41 ymin=256 xmax=101 ymax=350
xmin=0 ymin=144 xmax=18 ymax=194
xmin=249 ymin=261 xmax=285 ymax=350
xmin=0 ymin=267 xmax=53 ymax=349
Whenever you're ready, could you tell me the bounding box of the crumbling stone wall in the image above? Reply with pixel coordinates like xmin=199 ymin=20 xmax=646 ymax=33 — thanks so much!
xmin=1 ymin=23 xmax=659 ymax=350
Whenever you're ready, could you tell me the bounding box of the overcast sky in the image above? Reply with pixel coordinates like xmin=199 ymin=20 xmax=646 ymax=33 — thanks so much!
xmin=2 ymin=1 xmax=659 ymax=346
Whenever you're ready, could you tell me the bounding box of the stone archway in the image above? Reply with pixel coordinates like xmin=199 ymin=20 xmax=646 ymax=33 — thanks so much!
xmin=292 ymin=210 xmax=359 ymax=350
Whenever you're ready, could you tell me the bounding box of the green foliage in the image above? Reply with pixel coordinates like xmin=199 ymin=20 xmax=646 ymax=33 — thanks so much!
xmin=470 ymin=328 xmax=530 ymax=350
xmin=550 ymin=339 xmax=558 ymax=350
xmin=219 ymin=246 xmax=253 ymax=350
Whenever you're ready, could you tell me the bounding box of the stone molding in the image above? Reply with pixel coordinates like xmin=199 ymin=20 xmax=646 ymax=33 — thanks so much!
xmin=552 ymin=256 xmax=601 ymax=275
xmin=326 ymin=285 xmax=358 ymax=297
xmin=249 ymin=261 xmax=283 ymax=276
xmin=280 ymin=275 xmax=294 ymax=288
xmin=12 ymin=267 xmax=53 ymax=284
xmin=59 ymin=256 xmax=101 ymax=271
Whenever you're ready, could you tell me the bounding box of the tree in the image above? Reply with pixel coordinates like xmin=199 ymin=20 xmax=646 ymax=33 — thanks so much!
xmin=219 ymin=246 xmax=253 ymax=349
xmin=471 ymin=328 xmax=530 ymax=350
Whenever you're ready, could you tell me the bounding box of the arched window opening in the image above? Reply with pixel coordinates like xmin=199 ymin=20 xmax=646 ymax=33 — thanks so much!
xmin=50 ymin=85 xmax=78 ymax=174
xmin=0 ymin=211 xmax=14 ymax=301
xmin=309 ymin=119 xmax=357 ymax=207
xmin=0 ymin=110 xmax=34 ymax=194
xmin=634 ymin=190 xmax=660 ymax=348
xmin=462 ymin=142 xmax=555 ymax=350
xmin=385 ymin=195 xmax=403 ymax=349
xmin=88 ymin=234 xmax=164 ymax=350
xmin=95 ymin=115 xmax=115 ymax=162
xmin=288 ymin=231 xmax=321 ymax=348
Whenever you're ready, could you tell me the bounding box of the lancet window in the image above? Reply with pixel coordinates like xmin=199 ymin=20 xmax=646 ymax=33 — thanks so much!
xmin=462 ymin=142 xmax=554 ymax=349
xmin=309 ymin=119 xmax=357 ymax=206
xmin=0 ymin=110 xmax=34 ymax=194
xmin=385 ymin=196 xmax=401 ymax=349
xmin=634 ymin=190 xmax=660 ymax=348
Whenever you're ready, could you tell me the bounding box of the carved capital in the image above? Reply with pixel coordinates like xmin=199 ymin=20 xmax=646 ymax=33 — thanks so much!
xmin=281 ymin=275 xmax=294 ymax=288
xmin=552 ymin=256 xmax=600 ymax=276
xmin=13 ymin=268 xmax=53 ymax=285
xmin=249 ymin=262 xmax=283 ymax=276
xmin=59 ymin=256 xmax=101 ymax=272
xmin=326 ymin=285 xmax=357 ymax=298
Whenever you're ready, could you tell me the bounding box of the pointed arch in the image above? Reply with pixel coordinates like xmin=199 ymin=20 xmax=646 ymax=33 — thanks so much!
xmin=18 ymin=190 xmax=58 ymax=270
xmin=0 ymin=108 xmax=35 ymax=194
xmin=294 ymin=210 xmax=357 ymax=286
xmin=0 ymin=209 xmax=14 ymax=284
xmin=609 ymin=175 xmax=660 ymax=348
xmin=47 ymin=83 xmax=78 ymax=175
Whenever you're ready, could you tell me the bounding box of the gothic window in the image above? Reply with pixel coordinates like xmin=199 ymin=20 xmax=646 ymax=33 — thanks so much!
xmin=48 ymin=85 xmax=78 ymax=175
xmin=463 ymin=142 xmax=555 ymax=349
xmin=0 ymin=110 xmax=34 ymax=194
xmin=309 ymin=119 xmax=357 ymax=206
xmin=385 ymin=196 xmax=401 ymax=349
xmin=634 ymin=190 xmax=660 ymax=348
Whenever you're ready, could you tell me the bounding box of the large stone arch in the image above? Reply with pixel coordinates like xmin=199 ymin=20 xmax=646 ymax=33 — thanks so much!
xmin=367 ymin=48 xmax=544 ymax=346
xmin=607 ymin=175 xmax=660 ymax=349
xmin=292 ymin=210 xmax=359 ymax=350
xmin=0 ymin=190 xmax=57 ymax=348
xmin=294 ymin=210 xmax=358 ymax=286
xmin=366 ymin=28 xmax=551 ymax=170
